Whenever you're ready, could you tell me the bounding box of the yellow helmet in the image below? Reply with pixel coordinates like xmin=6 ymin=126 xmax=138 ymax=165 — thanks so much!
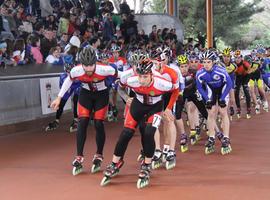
xmin=234 ymin=50 xmax=241 ymax=57
xmin=177 ymin=55 xmax=189 ymax=65
xmin=223 ymin=48 xmax=231 ymax=56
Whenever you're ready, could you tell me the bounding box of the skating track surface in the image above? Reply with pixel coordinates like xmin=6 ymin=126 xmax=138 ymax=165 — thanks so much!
xmin=1 ymin=110 xmax=270 ymax=200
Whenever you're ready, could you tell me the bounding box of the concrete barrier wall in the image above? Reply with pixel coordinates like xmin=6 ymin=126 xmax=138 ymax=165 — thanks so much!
xmin=0 ymin=79 xmax=44 ymax=126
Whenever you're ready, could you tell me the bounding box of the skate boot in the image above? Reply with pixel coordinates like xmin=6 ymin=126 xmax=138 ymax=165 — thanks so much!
xmin=195 ymin=126 xmax=201 ymax=141
xmin=72 ymin=156 xmax=84 ymax=176
xmin=45 ymin=120 xmax=59 ymax=131
xmin=137 ymin=163 xmax=151 ymax=189
xmin=256 ymin=96 xmax=262 ymax=105
xmin=215 ymin=132 xmax=224 ymax=142
xmin=112 ymin=106 xmax=118 ymax=122
xmin=180 ymin=133 xmax=188 ymax=153
xmin=236 ymin=108 xmax=241 ymax=119
xmin=165 ymin=150 xmax=176 ymax=170
xmin=263 ymin=101 xmax=269 ymax=112
xmin=205 ymin=137 xmax=215 ymax=155
xmin=221 ymin=137 xmax=232 ymax=155
xmin=137 ymin=149 xmax=145 ymax=163
xmin=151 ymin=149 xmax=163 ymax=169
xmin=107 ymin=110 xmax=114 ymax=122
xmin=229 ymin=107 xmax=234 ymax=121
xmin=69 ymin=119 xmax=78 ymax=133
xmin=100 ymin=160 xmax=124 ymax=186
xmin=255 ymin=104 xmax=260 ymax=114
xmin=91 ymin=154 xmax=103 ymax=174
xmin=189 ymin=130 xmax=197 ymax=145
xmin=246 ymin=108 xmax=251 ymax=119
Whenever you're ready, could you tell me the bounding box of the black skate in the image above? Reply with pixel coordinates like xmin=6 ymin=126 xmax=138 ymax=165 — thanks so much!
xmin=246 ymin=108 xmax=251 ymax=119
xmin=100 ymin=160 xmax=124 ymax=186
xmin=45 ymin=120 xmax=59 ymax=132
xmin=69 ymin=119 xmax=78 ymax=133
xmin=151 ymin=149 xmax=163 ymax=170
xmin=205 ymin=137 xmax=215 ymax=155
xmin=180 ymin=133 xmax=188 ymax=153
xmin=190 ymin=130 xmax=197 ymax=145
xmin=195 ymin=126 xmax=201 ymax=142
xmin=165 ymin=150 xmax=176 ymax=170
xmin=91 ymin=154 xmax=103 ymax=174
xmin=221 ymin=137 xmax=232 ymax=155
xmin=236 ymin=108 xmax=241 ymax=119
xmin=229 ymin=107 xmax=234 ymax=121
xmin=137 ymin=163 xmax=151 ymax=189
xmin=72 ymin=156 xmax=84 ymax=176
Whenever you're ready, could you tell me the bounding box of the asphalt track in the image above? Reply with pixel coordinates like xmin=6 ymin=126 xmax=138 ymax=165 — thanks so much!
xmin=1 ymin=109 xmax=270 ymax=200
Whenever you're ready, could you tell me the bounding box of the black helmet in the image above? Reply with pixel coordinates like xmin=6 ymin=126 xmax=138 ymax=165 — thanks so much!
xmin=136 ymin=59 xmax=153 ymax=75
xmin=79 ymin=47 xmax=97 ymax=66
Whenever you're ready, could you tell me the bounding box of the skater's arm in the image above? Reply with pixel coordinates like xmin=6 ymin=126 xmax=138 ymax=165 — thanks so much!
xmin=117 ymin=86 xmax=129 ymax=102
xmin=220 ymin=71 xmax=232 ymax=101
xmin=196 ymin=72 xmax=210 ymax=101
xmin=58 ymin=76 xmax=73 ymax=98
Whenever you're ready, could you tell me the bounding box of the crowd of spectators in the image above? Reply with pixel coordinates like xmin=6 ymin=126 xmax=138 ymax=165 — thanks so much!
xmin=0 ymin=0 xmax=183 ymax=68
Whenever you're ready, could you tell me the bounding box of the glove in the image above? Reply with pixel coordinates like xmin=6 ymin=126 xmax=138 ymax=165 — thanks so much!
xmin=218 ymin=99 xmax=227 ymax=108
xmin=205 ymin=100 xmax=213 ymax=110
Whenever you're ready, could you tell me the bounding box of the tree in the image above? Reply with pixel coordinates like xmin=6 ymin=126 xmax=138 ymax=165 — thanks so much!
xmin=177 ymin=0 xmax=264 ymax=48
xmin=148 ymin=0 xmax=166 ymax=13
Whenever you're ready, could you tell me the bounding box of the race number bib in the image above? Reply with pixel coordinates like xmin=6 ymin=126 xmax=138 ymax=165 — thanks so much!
xmin=152 ymin=114 xmax=162 ymax=128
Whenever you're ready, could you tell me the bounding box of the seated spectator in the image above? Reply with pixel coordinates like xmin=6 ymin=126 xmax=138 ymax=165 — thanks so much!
xmin=41 ymin=28 xmax=57 ymax=59
xmin=12 ymin=38 xmax=26 ymax=65
xmin=45 ymin=46 xmax=64 ymax=65
xmin=18 ymin=13 xmax=33 ymax=34
xmin=57 ymin=12 xmax=70 ymax=36
xmin=58 ymin=33 xmax=69 ymax=51
xmin=64 ymin=35 xmax=81 ymax=53
xmin=0 ymin=39 xmax=15 ymax=67
xmin=27 ymin=34 xmax=43 ymax=64
xmin=120 ymin=0 xmax=131 ymax=15
xmin=0 ymin=3 xmax=14 ymax=39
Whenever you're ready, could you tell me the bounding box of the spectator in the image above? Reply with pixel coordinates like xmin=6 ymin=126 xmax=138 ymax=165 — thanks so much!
xmin=85 ymin=0 xmax=96 ymax=18
xmin=103 ymin=12 xmax=115 ymax=41
xmin=149 ymin=25 xmax=158 ymax=43
xmin=57 ymin=12 xmax=70 ymax=36
xmin=12 ymin=38 xmax=26 ymax=65
xmin=33 ymin=22 xmax=44 ymax=40
xmin=0 ymin=39 xmax=15 ymax=67
xmin=45 ymin=46 xmax=64 ymax=65
xmin=99 ymin=0 xmax=114 ymax=15
xmin=0 ymin=3 xmax=14 ymax=39
xmin=18 ymin=13 xmax=33 ymax=34
xmin=27 ymin=34 xmax=43 ymax=64
xmin=67 ymin=13 xmax=77 ymax=35
xmin=40 ymin=28 xmax=57 ymax=59
xmin=120 ymin=0 xmax=131 ymax=15
xmin=58 ymin=33 xmax=69 ymax=51
xmin=138 ymin=29 xmax=148 ymax=43
xmin=64 ymin=35 xmax=81 ymax=53
xmin=120 ymin=13 xmax=138 ymax=43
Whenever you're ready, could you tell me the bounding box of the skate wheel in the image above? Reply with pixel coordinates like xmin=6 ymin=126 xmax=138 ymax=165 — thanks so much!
xmin=72 ymin=166 xmax=83 ymax=176
xmin=151 ymin=161 xmax=162 ymax=170
xmin=190 ymin=138 xmax=197 ymax=146
xmin=91 ymin=164 xmax=101 ymax=174
xmin=100 ymin=176 xmax=111 ymax=186
xmin=137 ymin=154 xmax=143 ymax=162
xmin=165 ymin=161 xmax=176 ymax=170
xmin=221 ymin=146 xmax=232 ymax=155
xmin=69 ymin=128 xmax=77 ymax=133
xmin=205 ymin=147 xmax=215 ymax=155
xmin=137 ymin=178 xmax=149 ymax=189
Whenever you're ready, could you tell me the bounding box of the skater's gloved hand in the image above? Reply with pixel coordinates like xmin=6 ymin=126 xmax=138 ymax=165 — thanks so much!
xmin=218 ymin=99 xmax=226 ymax=108
xmin=205 ymin=100 xmax=213 ymax=110
xmin=126 ymin=97 xmax=133 ymax=107
xmin=51 ymin=97 xmax=61 ymax=110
